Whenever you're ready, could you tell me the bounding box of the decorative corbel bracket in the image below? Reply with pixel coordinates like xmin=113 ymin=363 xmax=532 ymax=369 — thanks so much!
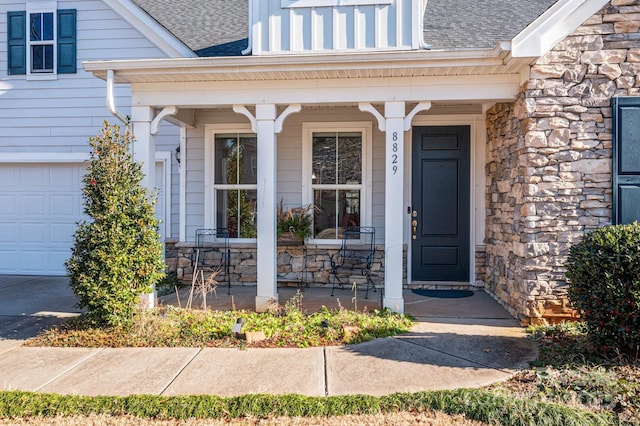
xmin=151 ymin=106 xmax=178 ymax=135
xmin=403 ymin=102 xmax=432 ymax=131
xmin=358 ymin=103 xmax=386 ymax=132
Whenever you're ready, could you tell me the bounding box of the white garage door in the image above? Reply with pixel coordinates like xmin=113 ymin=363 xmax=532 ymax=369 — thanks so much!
xmin=0 ymin=161 xmax=168 ymax=276
xmin=0 ymin=163 xmax=86 ymax=275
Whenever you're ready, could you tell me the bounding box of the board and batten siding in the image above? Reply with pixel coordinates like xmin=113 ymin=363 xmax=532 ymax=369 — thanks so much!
xmin=184 ymin=107 xmax=385 ymax=243
xmin=0 ymin=0 xmax=182 ymax=237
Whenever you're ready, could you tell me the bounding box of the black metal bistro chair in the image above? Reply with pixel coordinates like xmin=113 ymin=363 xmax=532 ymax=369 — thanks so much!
xmin=192 ymin=228 xmax=231 ymax=295
xmin=330 ymin=226 xmax=376 ymax=298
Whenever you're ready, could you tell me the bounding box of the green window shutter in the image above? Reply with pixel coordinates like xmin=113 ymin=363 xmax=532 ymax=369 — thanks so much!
xmin=7 ymin=11 xmax=26 ymax=75
xmin=57 ymin=9 xmax=76 ymax=74
xmin=613 ymin=97 xmax=640 ymax=224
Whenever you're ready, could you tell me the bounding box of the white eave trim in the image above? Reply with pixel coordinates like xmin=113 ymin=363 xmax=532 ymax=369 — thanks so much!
xmin=83 ymin=45 xmax=523 ymax=82
xmin=512 ymin=0 xmax=609 ymax=58
xmin=103 ymin=0 xmax=197 ymax=59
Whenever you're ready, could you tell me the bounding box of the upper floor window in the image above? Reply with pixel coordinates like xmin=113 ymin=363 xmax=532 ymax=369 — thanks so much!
xmin=7 ymin=8 xmax=76 ymax=76
xmin=30 ymin=12 xmax=54 ymax=73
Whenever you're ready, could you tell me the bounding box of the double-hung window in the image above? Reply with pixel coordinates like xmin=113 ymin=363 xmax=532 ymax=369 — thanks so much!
xmin=303 ymin=123 xmax=371 ymax=241
xmin=7 ymin=7 xmax=76 ymax=76
xmin=212 ymin=133 xmax=258 ymax=239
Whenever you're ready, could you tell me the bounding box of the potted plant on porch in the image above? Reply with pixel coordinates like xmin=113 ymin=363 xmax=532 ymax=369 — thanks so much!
xmin=277 ymin=200 xmax=314 ymax=244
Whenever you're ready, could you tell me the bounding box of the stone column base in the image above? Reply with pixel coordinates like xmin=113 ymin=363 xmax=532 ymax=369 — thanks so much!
xmin=255 ymin=294 xmax=279 ymax=312
xmin=383 ymin=296 xmax=404 ymax=314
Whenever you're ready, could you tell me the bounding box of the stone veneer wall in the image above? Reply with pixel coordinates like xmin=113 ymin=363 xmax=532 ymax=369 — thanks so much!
xmin=166 ymin=241 xmax=388 ymax=287
xmin=485 ymin=0 xmax=640 ymax=324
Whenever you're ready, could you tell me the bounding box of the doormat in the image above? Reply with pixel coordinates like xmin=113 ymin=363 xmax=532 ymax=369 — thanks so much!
xmin=411 ymin=289 xmax=474 ymax=298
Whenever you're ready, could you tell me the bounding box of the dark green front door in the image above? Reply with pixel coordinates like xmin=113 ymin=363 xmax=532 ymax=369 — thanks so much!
xmin=411 ymin=126 xmax=470 ymax=282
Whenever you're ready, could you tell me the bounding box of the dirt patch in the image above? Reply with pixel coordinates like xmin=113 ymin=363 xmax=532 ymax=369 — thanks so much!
xmin=0 ymin=412 xmax=486 ymax=425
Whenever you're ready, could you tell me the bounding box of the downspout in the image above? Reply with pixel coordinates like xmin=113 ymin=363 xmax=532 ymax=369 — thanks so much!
xmin=107 ymin=69 xmax=129 ymax=124
xmin=241 ymin=0 xmax=253 ymax=55
xmin=419 ymin=0 xmax=431 ymax=50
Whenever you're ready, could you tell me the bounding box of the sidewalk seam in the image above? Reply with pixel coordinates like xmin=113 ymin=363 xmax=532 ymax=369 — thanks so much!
xmin=35 ymin=348 xmax=105 ymax=392
xmin=159 ymin=347 xmax=203 ymax=396
xmin=392 ymin=336 xmax=514 ymax=374
xmin=323 ymin=347 xmax=329 ymax=397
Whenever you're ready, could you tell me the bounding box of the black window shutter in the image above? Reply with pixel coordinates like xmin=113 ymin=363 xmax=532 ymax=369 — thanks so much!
xmin=7 ymin=11 xmax=26 ymax=75
xmin=613 ymin=97 xmax=640 ymax=224
xmin=57 ymin=9 xmax=76 ymax=74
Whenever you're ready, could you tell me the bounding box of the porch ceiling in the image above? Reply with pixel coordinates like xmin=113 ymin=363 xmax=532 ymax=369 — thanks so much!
xmin=84 ymin=46 xmax=534 ymax=84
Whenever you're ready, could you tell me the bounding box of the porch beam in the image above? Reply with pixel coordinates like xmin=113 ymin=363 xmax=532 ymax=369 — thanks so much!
xmin=132 ymin=74 xmax=520 ymax=107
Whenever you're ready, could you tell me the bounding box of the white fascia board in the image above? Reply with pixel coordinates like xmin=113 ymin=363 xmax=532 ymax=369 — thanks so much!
xmin=83 ymin=46 xmax=510 ymax=79
xmin=102 ymin=0 xmax=197 ymax=58
xmin=512 ymin=0 xmax=609 ymax=58
xmin=131 ymin=73 xmax=521 ymax=106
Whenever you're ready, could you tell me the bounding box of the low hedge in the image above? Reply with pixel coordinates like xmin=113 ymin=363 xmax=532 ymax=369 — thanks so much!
xmin=0 ymin=389 xmax=612 ymax=425
xmin=566 ymin=223 xmax=640 ymax=352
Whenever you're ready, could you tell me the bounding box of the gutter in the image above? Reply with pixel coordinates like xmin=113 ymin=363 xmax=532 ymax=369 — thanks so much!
xmin=107 ymin=69 xmax=128 ymax=124
xmin=241 ymin=0 xmax=252 ymax=55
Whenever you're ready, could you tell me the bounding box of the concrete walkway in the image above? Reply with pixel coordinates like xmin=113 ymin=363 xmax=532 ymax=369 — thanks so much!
xmin=0 ymin=275 xmax=537 ymax=397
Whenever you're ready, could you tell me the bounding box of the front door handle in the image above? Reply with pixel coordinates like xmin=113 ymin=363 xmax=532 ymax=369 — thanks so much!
xmin=412 ymin=214 xmax=418 ymax=240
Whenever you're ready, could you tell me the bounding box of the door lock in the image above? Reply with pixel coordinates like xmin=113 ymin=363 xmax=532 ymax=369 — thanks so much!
xmin=412 ymin=218 xmax=418 ymax=240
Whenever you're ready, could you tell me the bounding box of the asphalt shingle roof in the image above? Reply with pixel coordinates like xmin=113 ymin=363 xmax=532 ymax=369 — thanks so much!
xmin=132 ymin=0 xmax=558 ymax=57
xmin=424 ymin=0 xmax=558 ymax=50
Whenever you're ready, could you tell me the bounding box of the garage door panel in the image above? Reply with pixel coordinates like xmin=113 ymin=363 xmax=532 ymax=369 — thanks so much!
xmin=0 ymin=251 xmax=19 ymax=273
xmin=0 ymin=196 xmax=17 ymax=214
xmin=0 ymin=224 xmax=18 ymax=243
xmin=50 ymin=223 xmax=76 ymax=243
xmin=50 ymin=167 xmax=77 ymax=187
xmin=51 ymin=194 xmax=78 ymax=216
xmin=20 ymin=251 xmax=47 ymax=273
xmin=0 ymin=168 xmax=17 ymax=187
xmin=21 ymin=223 xmax=46 ymax=243
xmin=21 ymin=168 xmax=47 ymax=189
xmin=21 ymin=195 xmax=46 ymax=215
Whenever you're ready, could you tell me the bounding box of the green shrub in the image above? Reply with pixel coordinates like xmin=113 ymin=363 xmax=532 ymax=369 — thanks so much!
xmin=65 ymin=122 xmax=165 ymax=328
xmin=565 ymin=223 xmax=640 ymax=352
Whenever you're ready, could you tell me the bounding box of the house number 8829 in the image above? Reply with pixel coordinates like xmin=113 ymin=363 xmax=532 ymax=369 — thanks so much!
xmin=391 ymin=132 xmax=398 ymax=174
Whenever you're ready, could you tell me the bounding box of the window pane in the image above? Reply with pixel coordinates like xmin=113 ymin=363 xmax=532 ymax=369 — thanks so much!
xmin=216 ymin=189 xmax=257 ymax=238
xmin=338 ymin=133 xmax=361 ymax=184
xmin=44 ymin=44 xmax=53 ymax=70
xmin=312 ymin=132 xmax=361 ymax=185
xmin=42 ymin=13 xmax=54 ymax=40
xmin=313 ymin=189 xmax=360 ymax=239
xmin=30 ymin=13 xmax=41 ymax=41
xmin=312 ymin=134 xmax=336 ymax=185
xmin=31 ymin=45 xmax=53 ymax=72
xmin=215 ymin=134 xmax=257 ymax=185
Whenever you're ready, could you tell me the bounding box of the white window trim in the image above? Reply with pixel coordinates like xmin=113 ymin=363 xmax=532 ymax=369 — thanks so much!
xmin=26 ymin=1 xmax=58 ymax=80
xmin=282 ymin=0 xmax=392 ymax=7
xmin=205 ymin=124 xmax=257 ymax=243
xmin=302 ymin=121 xmax=372 ymax=245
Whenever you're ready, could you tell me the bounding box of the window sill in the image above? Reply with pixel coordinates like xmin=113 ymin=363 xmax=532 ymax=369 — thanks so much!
xmin=26 ymin=73 xmax=58 ymax=81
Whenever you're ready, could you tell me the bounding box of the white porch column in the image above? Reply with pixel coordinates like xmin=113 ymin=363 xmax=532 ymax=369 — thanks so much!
xmin=255 ymin=104 xmax=278 ymax=312
xmin=383 ymin=101 xmax=406 ymax=313
xmin=131 ymin=105 xmax=157 ymax=308
xmin=130 ymin=106 xmax=156 ymax=191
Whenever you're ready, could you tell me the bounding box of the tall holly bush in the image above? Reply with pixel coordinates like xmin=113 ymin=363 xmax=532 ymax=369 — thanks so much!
xmin=66 ymin=122 xmax=165 ymax=327
xmin=565 ymin=223 xmax=640 ymax=352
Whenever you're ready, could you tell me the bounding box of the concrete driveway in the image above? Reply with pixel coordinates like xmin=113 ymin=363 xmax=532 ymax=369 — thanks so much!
xmin=0 ymin=275 xmax=80 ymax=354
